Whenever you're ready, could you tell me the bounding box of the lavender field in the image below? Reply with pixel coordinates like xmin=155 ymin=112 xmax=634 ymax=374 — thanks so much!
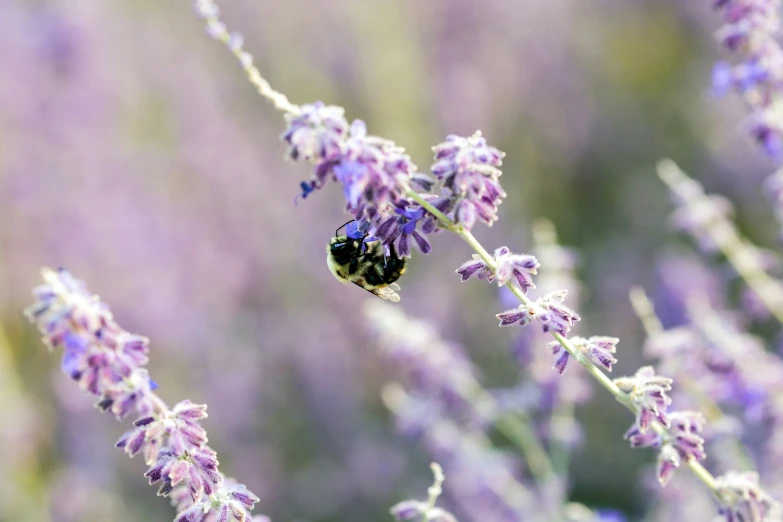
xmin=2 ymin=1 xmax=783 ymax=521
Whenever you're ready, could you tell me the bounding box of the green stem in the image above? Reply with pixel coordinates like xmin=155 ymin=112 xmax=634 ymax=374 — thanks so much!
xmin=549 ymin=400 xmax=575 ymax=477
xmin=460 ymin=376 xmax=556 ymax=488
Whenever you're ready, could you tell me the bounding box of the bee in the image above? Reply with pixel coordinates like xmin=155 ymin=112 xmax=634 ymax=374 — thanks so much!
xmin=326 ymin=222 xmax=408 ymax=302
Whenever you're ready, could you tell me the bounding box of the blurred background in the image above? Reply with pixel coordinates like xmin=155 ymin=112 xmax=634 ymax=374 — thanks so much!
xmin=0 ymin=0 xmax=779 ymax=521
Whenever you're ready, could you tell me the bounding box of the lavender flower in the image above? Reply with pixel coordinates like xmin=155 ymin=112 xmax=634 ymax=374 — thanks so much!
xmin=711 ymin=0 xmax=783 ymax=158
xmin=714 ymin=471 xmax=782 ymax=522
xmin=24 ymin=268 xmax=262 ymax=522
xmin=548 ymin=336 xmax=619 ymax=375
xmin=658 ymin=160 xmax=783 ymax=323
xmin=282 ymin=103 xmax=438 ymax=256
xmin=431 ymin=132 xmax=506 ymax=229
xmin=456 ymin=246 xmax=539 ymax=291
xmin=496 ymin=290 xmax=581 ymax=336
xmin=656 ymin=444 xmax=681 ymax=487
xmin=654 ymin=411 xmax=708 ymax=486
xmin=284 ymin=109 xmax=414 ymax=212
xmin=614 ymin=367 xmax=673 ymax=432
xmin=374 ymin=201 xmax=434 ymax=257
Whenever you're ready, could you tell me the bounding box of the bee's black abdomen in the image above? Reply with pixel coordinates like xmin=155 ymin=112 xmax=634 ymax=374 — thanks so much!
xmin=381 ymin=256 xmax=407 ymax=285
xmin=364 ymin=267 xmax=384 ymax=286
xmin=379 ymin=244 xmax=407 ymax=285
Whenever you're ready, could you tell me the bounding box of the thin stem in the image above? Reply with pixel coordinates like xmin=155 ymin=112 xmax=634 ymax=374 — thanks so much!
xmin=196 ymin=1 xmax=300 ymax=115
xmin=423 ymin=462 xmax=445 ymax=520
xmin=548 ymin=400 xmax=575 ymax=477
xmin=405 ymin=188 xmax=456 ymax=231
xmin=471 ymin=386 xmax=557 ymax=485
xmin=657 ymin=159 xmax=783 ymax=325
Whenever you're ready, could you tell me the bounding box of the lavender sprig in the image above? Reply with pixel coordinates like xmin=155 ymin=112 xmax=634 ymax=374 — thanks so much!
xmin=24 ymin=268 xmax=262 ymax=522
xmin=658 ymin=159 xmax=783 ymax=324
xmin=710 ymin=0 xmax=783 ymax=158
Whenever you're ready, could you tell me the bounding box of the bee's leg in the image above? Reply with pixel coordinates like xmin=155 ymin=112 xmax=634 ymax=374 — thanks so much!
xmin=336 ymin=220 xmax=355 ymax=237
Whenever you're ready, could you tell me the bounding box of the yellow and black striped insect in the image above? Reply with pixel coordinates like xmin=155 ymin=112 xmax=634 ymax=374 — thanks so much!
xmin=326 ymin=222 xmax=407 ymax=302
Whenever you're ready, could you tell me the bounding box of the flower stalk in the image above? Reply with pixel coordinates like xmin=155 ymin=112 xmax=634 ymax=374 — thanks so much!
xmin=657 ymin=159 xmax=783 ymax=325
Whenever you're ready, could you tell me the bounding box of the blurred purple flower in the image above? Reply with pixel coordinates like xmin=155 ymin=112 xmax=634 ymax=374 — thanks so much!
xmin=656 ymin=444 xmax=681 ymax=487
xmin=614 ymin=366 xmax=672 ymax=433
xmin=654 ymin=411 xmax=708 ymax=486
xmin=363 ymin=301 xmax=480 ymax=419
xmin=714 ymin=471 xmax=782 ymax=522
xmin=25 ymin=268 xmax=263 ymax=522
xmin=548 ymin=336 xmax=618 ymax=376
xmin=711 ymin=0 xmax=783 ymax=159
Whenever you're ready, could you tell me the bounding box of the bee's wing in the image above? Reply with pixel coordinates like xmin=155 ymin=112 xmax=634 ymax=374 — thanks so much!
xmin=370 ymin=285 xmax=401 ymax=302
xmin=349 ymin=280 xmax=401 ymax=302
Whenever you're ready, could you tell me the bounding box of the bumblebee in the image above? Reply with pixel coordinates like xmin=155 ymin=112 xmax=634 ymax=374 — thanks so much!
xmin=326 ymin=223 xmax=408 ymax=302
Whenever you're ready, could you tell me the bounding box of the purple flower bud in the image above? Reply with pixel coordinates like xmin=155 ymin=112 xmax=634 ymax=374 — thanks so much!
xmin=495 ymin=252 xmax=539 ymax=291
xmin=656 ymin=443 xmax=681 ymax=486
xmin=580 ymin=336 xmax=619 ymax=372
xmin=496 ymin=306 xmax=532 ymax=327
xmin=668 ymin=411 xmax=707 ymax=463
xmin=623 ymin=424 xmax=663 ymax=448
xmin=532 ymin=290 xmax=581 ymax=336
xmin=550 ymin=343 xmax=570 ymax=375
xmin=456 ymin=255 xmax=493 ymax=282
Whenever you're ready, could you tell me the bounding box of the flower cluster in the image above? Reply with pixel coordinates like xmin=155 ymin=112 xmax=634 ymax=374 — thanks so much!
xmin=363 ymin=300 xmax=480 ymax=418
xmin=457 ymin=246 xmax=539 ymax=291
xmin=715 ymin=471 xmax=782 ymax=522
xmin=24 ymin=268 xmax=262 ymax=522
xmin=711 ymin=0 xmax=783 ymax=158
xmin=614 ymin=366 xmax=673 ymax=433
xmin=548 ymin=336 xmax=619 ymax=375
xmin=431 ymin=132 xmax=506 ymax=229
xmin=656 ymin=411 xmax=708 ymax=486
xmin=282 ymin=102 xmax=508 ymax=257
xmin=614 ymin=369 xmax=710 ymax=486
xmin=495 ymin=290 xmax=581 ymax=336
